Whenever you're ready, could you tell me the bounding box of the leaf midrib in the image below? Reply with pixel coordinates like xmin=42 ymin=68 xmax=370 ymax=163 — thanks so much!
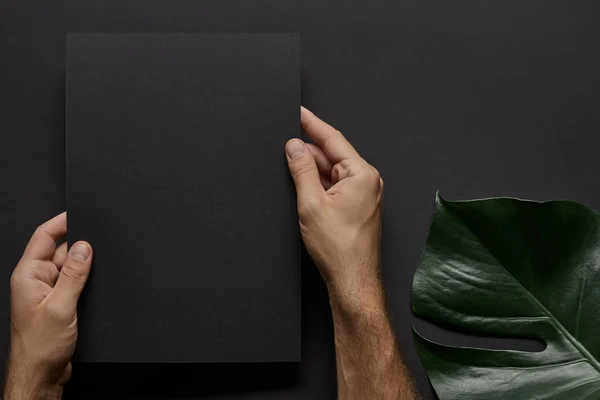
xmin=447 ymin=203 xmax=600 ymax=374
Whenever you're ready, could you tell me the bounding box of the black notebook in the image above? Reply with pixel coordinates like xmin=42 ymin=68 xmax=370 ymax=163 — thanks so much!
xmin=66 ymin=33 xmax=301 ymax=362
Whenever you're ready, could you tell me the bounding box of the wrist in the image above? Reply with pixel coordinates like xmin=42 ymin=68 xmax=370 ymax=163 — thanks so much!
xmin=327 ymin=278 xmax=399 ymax=358
xmin=4 ymin=366 xmax=63 ymax=400
xmin=5 ymin=343 xmax=63 ymax=400
xmin=325 ymin=258 xmax=385 ymax=311
xmin=327 ymin=277 xmax=388 ymax=324
xmin=4 ymin=382 xmax=62 ymax=400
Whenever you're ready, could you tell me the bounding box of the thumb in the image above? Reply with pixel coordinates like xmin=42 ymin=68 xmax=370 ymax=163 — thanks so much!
xmin=286 ymin=139 xmax=324 ymax=204
xmin=52 ymin=241 xmax=92 ymax=308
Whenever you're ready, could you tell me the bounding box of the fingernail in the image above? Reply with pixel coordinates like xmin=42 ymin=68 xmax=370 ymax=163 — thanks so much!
xmin=70 ymin=243 xmax=89 ymax=262
xmin=286 ymin=139 xmax=305 ymax=159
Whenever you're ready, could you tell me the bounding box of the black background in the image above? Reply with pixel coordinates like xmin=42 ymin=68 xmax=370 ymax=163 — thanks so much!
xmin=1 ymin=1 xmax=600 ymax=399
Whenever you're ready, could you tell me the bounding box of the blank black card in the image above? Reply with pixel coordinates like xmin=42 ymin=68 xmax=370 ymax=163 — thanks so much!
xmin=66 ymin=34 xmax=300 ymax=362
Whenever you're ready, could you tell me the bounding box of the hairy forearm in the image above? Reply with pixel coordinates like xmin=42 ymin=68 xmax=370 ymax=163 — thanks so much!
xmin=328 ymin=278 xmax=417 ymax=400
xmin=4 ymin=355 xmax=62 ymax=400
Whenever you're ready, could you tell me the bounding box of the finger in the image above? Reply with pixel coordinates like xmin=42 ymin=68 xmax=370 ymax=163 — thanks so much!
xmin=306 ymin=143 xmax=333 ymax=177
xmin=17 ymin=259 xmax=60 ymax=288
xmin=331 ymin=159 xmax=359 ymax=185
xmin=51 ymin=242 xmax=68 ymax=269
xmin=320 ymin=175 xmax=332 ymax=191
xmin=301 ymin=107 xmax=360 ymax=163
xmin=49 ymin=241 xmax=92 ymax=309
xmin=285 ymin=139 xmax=325 ymax=203
xmin=307 ymin=143 xmax=333 ymax=189
xmin=23 ymin=212 xmax=67 ymax=261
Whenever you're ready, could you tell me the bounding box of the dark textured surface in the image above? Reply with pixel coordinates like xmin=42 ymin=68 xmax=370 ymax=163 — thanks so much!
xmin=66 ymin=33 xmax=301 ymax=363
xmin=413 ymin=196 xmax=600 ymax=399
xmin=1 ymin=0 xmax=600 ymax=398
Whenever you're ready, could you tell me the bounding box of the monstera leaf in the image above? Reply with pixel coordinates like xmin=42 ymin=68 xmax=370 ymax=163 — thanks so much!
xmin=412 ymin=194 xmax=600 ymax=399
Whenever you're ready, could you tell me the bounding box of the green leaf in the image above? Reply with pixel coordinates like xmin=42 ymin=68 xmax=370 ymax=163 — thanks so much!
xmin=411 ymin=194 xmax=600 ymax=399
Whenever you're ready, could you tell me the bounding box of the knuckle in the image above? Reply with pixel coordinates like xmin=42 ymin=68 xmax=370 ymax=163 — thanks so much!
xmin=331 ymin=163 xmax=343 ymax=179
xmin=367 ymin=165 xmax=381 ymax=185
xmin=332 ymin=162 xmax=345 ymax=175
xmin=292 ymin=162 xmax=317 ymax=179
xmin=339 ymin=159 xmax=353 ymax=169
xmin=332 ymin=159 xmax=353 ymax=181
xmin=60 ymin=263 xmax=88 ymax=284
xmin=369 ymin=165 xmax=381 ymax=179
xmin=355 ymin=164 xmax=380 ymax=186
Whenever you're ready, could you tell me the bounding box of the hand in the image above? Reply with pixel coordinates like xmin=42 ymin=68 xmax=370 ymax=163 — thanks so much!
xmin=286 ymin=107 xmax=384 ymax=306
xmin=287 ymin=108 xmax=417 ymax=400
xmin=5 ymin=213 xmax=92 ymax=400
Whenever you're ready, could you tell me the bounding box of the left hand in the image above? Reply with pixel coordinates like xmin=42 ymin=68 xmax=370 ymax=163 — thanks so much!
xmin=5 ymin=212 xmax=92 ymax=400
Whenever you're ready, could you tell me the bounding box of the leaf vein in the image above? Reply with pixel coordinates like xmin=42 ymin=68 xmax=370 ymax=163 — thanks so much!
xmin=576 ymin=275 xmax=586 ymax=340
xmin=531 ymin=377 xmax=600 ymax=400
xmin=446 ymin=203 xmax=600 ymax=374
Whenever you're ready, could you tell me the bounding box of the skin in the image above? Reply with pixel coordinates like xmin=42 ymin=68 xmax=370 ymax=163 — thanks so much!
xmin=285 ymin=107 xmax=417 ymax=399
xmin=4 ymin=107 xmax=417 ymax=400
xmin=4 ymin=213 xmax=92 ymax=399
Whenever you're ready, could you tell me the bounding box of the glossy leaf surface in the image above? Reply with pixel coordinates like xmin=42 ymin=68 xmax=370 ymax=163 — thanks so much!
xmin=412 ymin=194 xmax=600 ymax=399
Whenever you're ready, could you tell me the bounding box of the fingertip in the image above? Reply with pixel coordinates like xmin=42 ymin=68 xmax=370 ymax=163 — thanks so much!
xmin=300 ymin=106 xmax=314 ymax=128
xmin=285 ymin=138 xmax=307 ymax=160
xmin=68 ymin=241 xmax=92 ymax=262
xmin=286 ymin=137 xmax=305 ymax=146
xmin=306 ymin=143 xmax=333 ymax=175
xmin=51 ymin=241 xmax=69 ymax=268
xmin=50 ymin=212 xmax=67 ymax=228
xmin=24 ymin=212 xmax=69 ymax=260
xmin=73 ymin=240 xmax=92 ymax=249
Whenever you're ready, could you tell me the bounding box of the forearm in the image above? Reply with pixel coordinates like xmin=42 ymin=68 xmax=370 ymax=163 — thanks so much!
xmin=4 ymin=355 xmax=62 ymax=400
xmin=328 ymin=278 xmax=417 ymax=400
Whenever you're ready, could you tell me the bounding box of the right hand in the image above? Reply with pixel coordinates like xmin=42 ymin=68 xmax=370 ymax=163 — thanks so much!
xmin=285 ymin=107 xmax=384 ymax=302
